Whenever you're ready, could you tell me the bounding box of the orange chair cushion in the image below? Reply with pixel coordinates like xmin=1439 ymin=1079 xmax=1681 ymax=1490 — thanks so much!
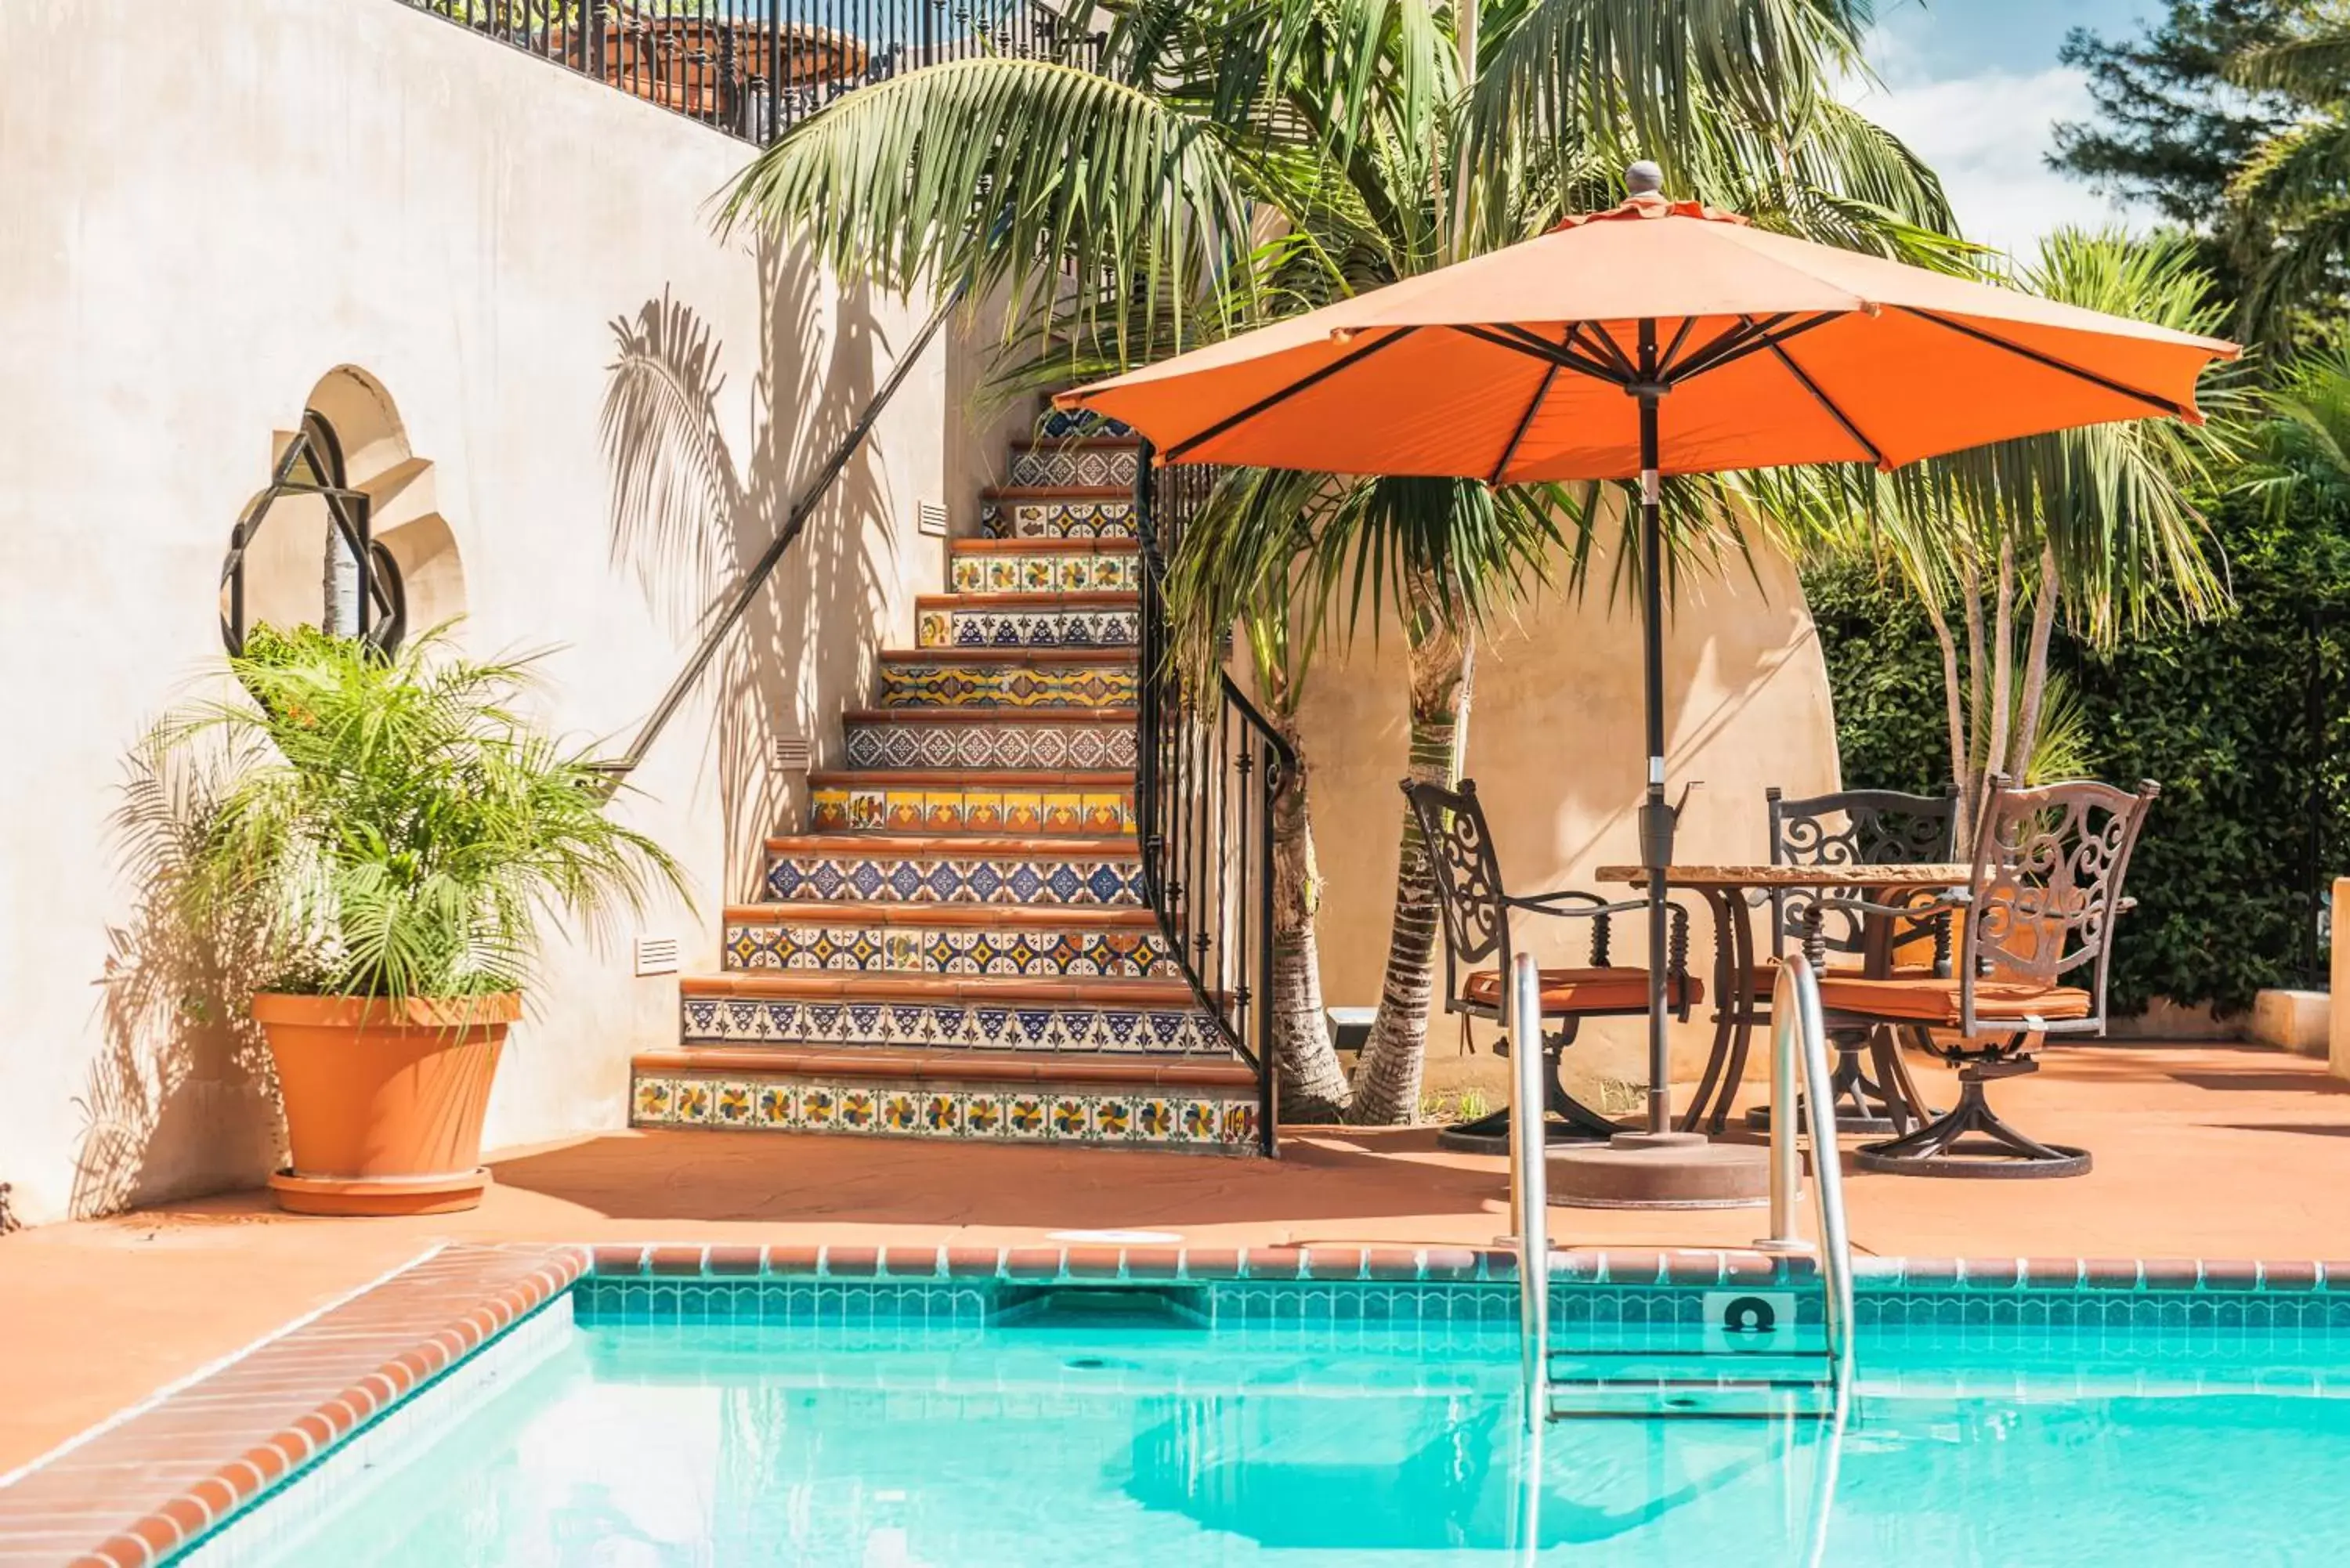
xmin=1813 ymin=973 xmax=2091 ymax=1028
xmin=1464 ymin=966 xmax=1704 ymax=1014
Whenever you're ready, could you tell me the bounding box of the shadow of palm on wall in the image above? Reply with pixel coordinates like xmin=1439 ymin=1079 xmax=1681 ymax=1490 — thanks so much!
xmin=601 ymin=233 xmax=902 ymax=898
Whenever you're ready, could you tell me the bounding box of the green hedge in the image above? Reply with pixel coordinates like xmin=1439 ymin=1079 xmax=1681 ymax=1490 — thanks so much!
xmin=1805 ymin=492 xmax=2350 ymax=1016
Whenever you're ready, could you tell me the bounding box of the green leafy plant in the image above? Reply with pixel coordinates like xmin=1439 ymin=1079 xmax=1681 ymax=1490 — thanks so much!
xmin=150 ymin=623 xmax=689 ymax=1007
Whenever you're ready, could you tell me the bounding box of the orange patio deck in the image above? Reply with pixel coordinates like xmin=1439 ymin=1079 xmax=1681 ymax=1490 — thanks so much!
xmin=3 ymin=1039 xmax=2346 ymax=1478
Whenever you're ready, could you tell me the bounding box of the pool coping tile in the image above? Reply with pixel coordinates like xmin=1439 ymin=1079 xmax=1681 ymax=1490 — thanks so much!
xmin=13 ymin=1240 xmax=2348 ymax=1566
xmin=565 ymin=1244 xmax=2350 ymax=1295
xmin=0 ymin=1243 xmax=584 ymax=1568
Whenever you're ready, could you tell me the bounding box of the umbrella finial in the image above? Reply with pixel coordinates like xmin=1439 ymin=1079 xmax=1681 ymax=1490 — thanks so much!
xmin=1625 ymin=161 xmax=1665 ymax=197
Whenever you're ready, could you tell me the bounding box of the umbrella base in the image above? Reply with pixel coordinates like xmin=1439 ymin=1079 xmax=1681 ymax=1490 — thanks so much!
xmin=1546 ymin=1131 xmax=1770 ymax=1210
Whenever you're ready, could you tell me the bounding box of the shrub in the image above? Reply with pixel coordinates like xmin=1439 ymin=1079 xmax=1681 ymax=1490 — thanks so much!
xmin=151 ymin=624 xmax=689 ymax=1004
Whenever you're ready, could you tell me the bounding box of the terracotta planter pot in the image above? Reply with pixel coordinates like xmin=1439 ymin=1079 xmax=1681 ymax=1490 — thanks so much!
xmin=251 ymin=992 xmax=522 ymax=1216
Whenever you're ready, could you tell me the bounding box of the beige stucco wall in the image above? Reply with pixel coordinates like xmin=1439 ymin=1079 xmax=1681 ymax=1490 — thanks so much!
xmin=0 ymin=0 xmax=1004 ymax=1225
xmin=1298 ymin=538 xmax=1842 ymax=1110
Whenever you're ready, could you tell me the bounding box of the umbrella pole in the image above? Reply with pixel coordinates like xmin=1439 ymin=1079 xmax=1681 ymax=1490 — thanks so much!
xmin=1635 ymin=321 xmax=1674 ymax=1136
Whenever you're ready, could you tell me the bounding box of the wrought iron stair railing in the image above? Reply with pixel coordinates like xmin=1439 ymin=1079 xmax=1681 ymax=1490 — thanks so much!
xmin=1133 ymin=450 xmax=1293 ymax=1157
xmin=400 ymin=0 xmax=1099 ymax=146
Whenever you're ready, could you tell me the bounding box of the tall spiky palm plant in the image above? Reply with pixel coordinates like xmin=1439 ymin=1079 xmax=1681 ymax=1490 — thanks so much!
xmin=723 ymin=0 xmax=1951 ymax=1122
xmin=1768 ymin=231 xmax=2251 ymax=842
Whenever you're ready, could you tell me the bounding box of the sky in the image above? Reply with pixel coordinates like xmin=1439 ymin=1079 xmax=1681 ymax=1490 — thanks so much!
xmin=1844 ymin=0 xmax=2157 ymax=258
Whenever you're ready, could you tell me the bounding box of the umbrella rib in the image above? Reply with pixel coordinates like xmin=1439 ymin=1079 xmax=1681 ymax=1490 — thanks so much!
xmin=1666 ymin=313 xmax=1819 ymax=384
xmin=1901 ymin=308 xmax=2193 ymax=418
xmin=1488 ymin=334 xmax=1569 ymax=486
xmin=1755 ymin=320 xmax=1888 ymax=468
xmin=1159 ymin=326 xmax=1421 ymax=464
xmin=1658 ymin=315 xmax=1699 ymax=374
xmin=1456 ymin=323 xmax=1627 ymax=386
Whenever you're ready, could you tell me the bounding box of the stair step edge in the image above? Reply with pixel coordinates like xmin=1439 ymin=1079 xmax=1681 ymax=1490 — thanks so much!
xmin=764 ymin=834 xmax=1141 ymax=855
xmin=636 ymin=1046 xmax=1255 ymax=1088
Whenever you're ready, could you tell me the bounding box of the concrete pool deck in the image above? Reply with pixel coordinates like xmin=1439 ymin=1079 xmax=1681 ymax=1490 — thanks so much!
xmin=4 ymin=1040 xmax=2347 ymax=1476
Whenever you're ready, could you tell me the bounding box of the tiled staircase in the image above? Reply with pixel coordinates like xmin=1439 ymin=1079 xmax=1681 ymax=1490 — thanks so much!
xmin=629 ymin=431 xmax=1266 ymax=1153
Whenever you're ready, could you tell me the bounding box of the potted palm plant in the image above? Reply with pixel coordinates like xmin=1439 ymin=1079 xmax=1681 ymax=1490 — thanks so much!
xmin=155 ymin=623 xmax=686 ymax=1215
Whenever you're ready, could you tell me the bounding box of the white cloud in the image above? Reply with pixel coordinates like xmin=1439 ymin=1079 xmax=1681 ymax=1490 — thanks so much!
xmin=1842 ymin=64 xmax=2138 ymax=260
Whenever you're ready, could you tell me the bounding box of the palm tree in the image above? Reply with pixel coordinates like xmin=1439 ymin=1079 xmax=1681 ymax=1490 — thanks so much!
xmin=722 ymin=0 xmax=1951 ymax=1123
xmin=1768 ymin=231 xmax=2251 ymax=842
xmin=2230 ymin=9 xmax=2350 ymax=344
xmin=2244 ymin=335 xmax=2350 ymax=510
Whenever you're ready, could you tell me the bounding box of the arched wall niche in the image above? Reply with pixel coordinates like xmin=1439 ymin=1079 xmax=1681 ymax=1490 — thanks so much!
xmin=222 ymin=367 xmax=467 ymax=649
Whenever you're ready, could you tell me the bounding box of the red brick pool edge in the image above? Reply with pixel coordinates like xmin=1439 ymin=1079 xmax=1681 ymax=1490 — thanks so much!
xmin=0 ymin=1244 xmax=583 ymax=1568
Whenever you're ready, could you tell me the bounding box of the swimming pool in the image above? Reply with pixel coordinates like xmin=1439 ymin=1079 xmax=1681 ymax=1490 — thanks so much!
xmin=184 ymin=1264 xmax=2350 ymax=1566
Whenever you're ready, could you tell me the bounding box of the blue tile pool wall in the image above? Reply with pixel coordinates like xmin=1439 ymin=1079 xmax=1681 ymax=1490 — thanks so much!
xmin=573 ymin=1274 xmax=2350 ymax=1352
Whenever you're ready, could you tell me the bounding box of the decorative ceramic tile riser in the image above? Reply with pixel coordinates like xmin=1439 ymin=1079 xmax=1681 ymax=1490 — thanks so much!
xmin=1009 ymin=444 xmax=1140 ymax=488
xmin=722 ymin=919 xmax=1180 ymax=979
xmin=631 ymin=1072 xmax=1258 ymax=1150
xmin=1038 ymin=409 xmax=1134 ymax=441
xmin=843 ymin=719 xmax=1136 ymax=772
xmin=810 ymin=784 xmax=1133 ymax=836
xmin=679 ymin=995 xmax=1222 ymax=1052
xmin=949 ymin=550 xmax=1137 ymax=597
xmin=762 ymin=851 xmax=1144 ymax=906
xmin=981 ymin=498 xmax=1137 ymax=540
xmin=880 ymin=662 xmax=1138 ymax=710
xmin=916 ymin=605 xmax=1139 ymax=649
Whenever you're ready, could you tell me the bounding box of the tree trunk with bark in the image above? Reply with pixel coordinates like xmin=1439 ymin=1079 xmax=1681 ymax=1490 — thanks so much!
xmin=1260 ymin=654 xmax=1350 ymax=1120
xmin=2009 ymin=541 xmax=2062 ymax=782
xmin=1349 ymin=580 xmax=1473 ymax=1125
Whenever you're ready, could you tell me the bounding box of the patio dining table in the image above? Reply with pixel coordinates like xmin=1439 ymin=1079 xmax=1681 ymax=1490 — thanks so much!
xmin=1593 ymin=862 xmax=1971 ymax=1135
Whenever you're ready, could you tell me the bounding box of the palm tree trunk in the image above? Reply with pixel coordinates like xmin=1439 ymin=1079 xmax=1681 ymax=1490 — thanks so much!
xmin=1920 ymin=591 xmax=1972 ymax=844
xmin=2008 ymin=541 xmax=2062 ymax=782
xmin=1350 ymin=579 xmax=1473 ymax=1125
xmin=1260 ymin=663 xmax=1350 ymax=1121
xmin=1983 ymin=537 xmax=2016 ymax=809
xmin=1959 ymin=554 xmax=1989 ymax=816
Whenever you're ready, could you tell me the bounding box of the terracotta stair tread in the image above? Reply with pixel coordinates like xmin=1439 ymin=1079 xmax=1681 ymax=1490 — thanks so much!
xmin=808 ymin=768 xmax=1133 ymax=789
xmin=635 ymin=1045 xmax=1254 ymax=1088
xmin=916 ymin=591 xmax=1139 ymax=609
xmin=728 ymin=902 xmax=1160 ymax=930
xmin=841 ymin=708 xmax=1137 ymax=725
xmin=765 ymin=833 xmax=1140 ymax=857
xmin=880 ymin=647 xmax=1136 ymax=666
xmin=682 ymin=972 xmax=1203 ymax=1006
xmin=950 ymin=537 xmax=1138 ymax=555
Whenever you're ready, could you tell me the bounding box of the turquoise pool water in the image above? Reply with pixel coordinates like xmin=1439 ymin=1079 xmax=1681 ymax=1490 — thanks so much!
xmin=218 ymin=1302 xmax=2350 ymax=1566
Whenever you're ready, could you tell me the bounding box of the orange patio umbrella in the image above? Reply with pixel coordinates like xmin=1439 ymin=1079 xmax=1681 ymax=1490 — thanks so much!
xmin=1058 ymin=165 xmax=2238 ymax=1143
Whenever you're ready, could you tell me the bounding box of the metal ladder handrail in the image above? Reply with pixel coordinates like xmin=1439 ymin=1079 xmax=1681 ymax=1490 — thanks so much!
xmin=1509 ymin=955 xmax=1549 ymax=1429
xmin=1511 ymin=951 xmax=1857 ymax=1425
xmin=1759 ymin=952 xmax=1856 ymax=1403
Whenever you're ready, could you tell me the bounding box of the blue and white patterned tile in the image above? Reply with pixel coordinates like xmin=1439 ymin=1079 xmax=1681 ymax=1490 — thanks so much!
xmin=1008 ymin=443 xmax=1140 ymax=488
xmin=678 ymin=995 xmax=1220 ymax=1052
xmin=761 ymin=851 xmax=1145 ymax=908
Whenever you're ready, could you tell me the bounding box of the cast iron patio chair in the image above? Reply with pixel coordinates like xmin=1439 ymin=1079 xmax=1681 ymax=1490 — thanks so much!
xmin=1800 ymin=775 xmax=2158 ymax=1178
xmin=1723 ymin=784 xmax=1961 ymax=1137
xmin=1404 ymin=778 xmax=1701 ymax=1151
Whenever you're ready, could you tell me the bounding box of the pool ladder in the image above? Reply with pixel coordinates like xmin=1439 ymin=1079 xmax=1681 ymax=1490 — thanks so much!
xmin=1509 ymin=952 xmax=1856 ymax=1424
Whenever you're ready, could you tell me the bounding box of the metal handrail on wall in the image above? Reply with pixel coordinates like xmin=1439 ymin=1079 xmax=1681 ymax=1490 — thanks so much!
xmin=588 ymin=294 xmax=956 ymax=783
xmin=1133 ymin=451 xmax=1293 ymax=1157
xmin=400 ymin=0 xmax=1099 ymax=147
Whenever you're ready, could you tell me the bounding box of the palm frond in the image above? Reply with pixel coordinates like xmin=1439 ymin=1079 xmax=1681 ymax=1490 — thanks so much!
xmin=720 ymin=57 xmax=1257 ymax=363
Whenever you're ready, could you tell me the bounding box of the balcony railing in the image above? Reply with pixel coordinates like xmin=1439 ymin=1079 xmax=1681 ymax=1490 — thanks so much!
xmin=402 ymin=0 xmax=1097 ymax=144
